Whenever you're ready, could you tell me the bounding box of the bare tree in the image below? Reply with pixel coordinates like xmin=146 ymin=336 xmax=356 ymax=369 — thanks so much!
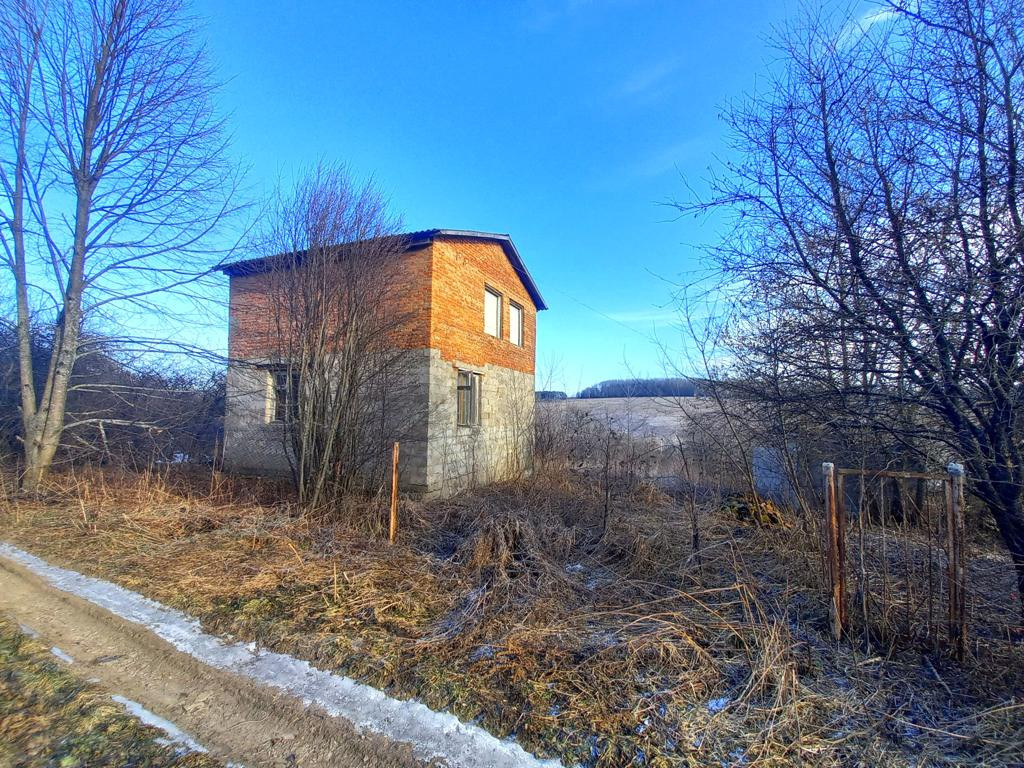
xmin=257 ymin=164 xmax=416 ymax=508
xmin=678 ymin=0 xmax=1024 ymax=613
xmin=0 ymin=0 xmax=237 ymax=490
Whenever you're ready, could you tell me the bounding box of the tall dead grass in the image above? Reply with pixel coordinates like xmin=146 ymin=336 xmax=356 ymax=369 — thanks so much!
xmin=2 ymin=463 xmax=1023 ymax=767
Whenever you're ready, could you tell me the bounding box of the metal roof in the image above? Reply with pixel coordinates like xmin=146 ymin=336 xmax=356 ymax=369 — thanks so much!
xmin=217 ymin=229 xmax=547 ymax=311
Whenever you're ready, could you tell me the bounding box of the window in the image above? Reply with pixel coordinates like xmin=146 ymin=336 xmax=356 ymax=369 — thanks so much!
xmin=270 ymin=367 xmax=300 ymax=422
xmin=456 ymin=370 xmax=481 ymax=426
xmin=484 ymin=287 xmax=502 ymax=338
xmin=509 ymin=302 xmax=523 ymax=346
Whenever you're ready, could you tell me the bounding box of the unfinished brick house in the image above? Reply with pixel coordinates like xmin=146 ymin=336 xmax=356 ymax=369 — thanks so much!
xmin=219 ymin=229 xmax=546 ymax=497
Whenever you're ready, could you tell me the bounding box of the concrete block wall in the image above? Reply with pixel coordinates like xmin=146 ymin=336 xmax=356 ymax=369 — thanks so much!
xmin=222 ymin=350 xmax=433 ymax=490
xmin=223 ymin=362 xmax=293 ymax=476
xmin=424 ymin=349 xmax=535 ymax=497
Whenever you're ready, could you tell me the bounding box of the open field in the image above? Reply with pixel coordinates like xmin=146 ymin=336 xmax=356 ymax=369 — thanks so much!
xmin=537 ymin=397 xmax=788 ymax=497
xmin=2 ymin=466 xmax=1023 ymax=767
xmin=539 ymin=397 xmax=715 ymax=444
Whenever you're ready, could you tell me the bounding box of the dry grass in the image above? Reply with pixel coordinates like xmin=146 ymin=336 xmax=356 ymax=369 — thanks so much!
xmin=0 ymin=615 xmax=221 ymax=768
xmin=1 ymin=464 xmax=1023 ymax=767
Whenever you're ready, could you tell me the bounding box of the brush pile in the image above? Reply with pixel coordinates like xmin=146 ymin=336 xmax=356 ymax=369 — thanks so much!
xmin=720 ymin=493 xmax=790 ymax=529
xmin=2 ymin=464 xmax=1023 ymax=767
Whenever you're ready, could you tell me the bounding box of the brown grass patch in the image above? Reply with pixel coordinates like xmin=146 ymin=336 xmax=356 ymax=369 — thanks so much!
xmin=2 ymin=464 xmax=1022 ymax=767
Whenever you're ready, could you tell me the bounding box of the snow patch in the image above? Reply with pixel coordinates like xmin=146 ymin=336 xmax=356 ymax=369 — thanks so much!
xmin=112 ymin=694 xmax=208 ymax=754
xmin=50 ymin=646 xmax=74 ymax=663
xmin=0 ymin=543 xmax=563 ymax=768
xmin=707 ymin=696 xmax=730 ymax=714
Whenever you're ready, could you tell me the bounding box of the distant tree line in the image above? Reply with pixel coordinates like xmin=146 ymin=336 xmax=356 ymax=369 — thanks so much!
xmin=536 ymin=391 xmax=568 ymax=401
xmin=576 ymin=378 xmax=701 ymax=399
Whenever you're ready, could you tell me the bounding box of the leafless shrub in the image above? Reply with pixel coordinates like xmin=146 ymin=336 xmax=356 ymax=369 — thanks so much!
xmin=252 ymin=163 xmax=416 ymax=510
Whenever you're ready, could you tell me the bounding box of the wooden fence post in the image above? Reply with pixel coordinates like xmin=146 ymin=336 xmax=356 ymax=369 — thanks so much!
xmin=946 ymin=462 xmax=967 ymax=660
xmin=823 ymin=462 xmax=845 ymax=639
xmin=389 ymin=442 xmax=400 ymax=544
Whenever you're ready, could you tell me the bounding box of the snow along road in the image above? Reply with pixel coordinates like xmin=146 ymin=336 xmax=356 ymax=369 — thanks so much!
xmin=0 ymin=543 xmax=564 ymax=768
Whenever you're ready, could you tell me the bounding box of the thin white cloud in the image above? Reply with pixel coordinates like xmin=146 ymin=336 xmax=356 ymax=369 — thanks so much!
xmin=630 ymin=137 xmax=705 ymax=179
xmin=606 ymin=308 xmax=680 ymax=325
xmin=618 ymin=58 xmax=680 ymax=100
xmin=861 ymin=7 xmax=898 ymax=28
xmin=521 ymin=0 xmax=608 ymax=32
xmin=838 ymin=7 xmax=897 ymax=46
xmin=521 ymin=0 xmax=638 ymax=33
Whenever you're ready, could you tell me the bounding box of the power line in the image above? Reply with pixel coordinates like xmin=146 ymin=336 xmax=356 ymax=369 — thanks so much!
xmin=548 ymin=287 xmax=663 ymax=341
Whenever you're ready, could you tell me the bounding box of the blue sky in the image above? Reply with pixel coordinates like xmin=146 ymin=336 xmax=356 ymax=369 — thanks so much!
xmin=194 ymin=0 xmax=801 ymax=393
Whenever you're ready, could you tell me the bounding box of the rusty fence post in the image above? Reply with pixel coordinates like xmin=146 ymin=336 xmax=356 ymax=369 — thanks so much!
xmin=389 ymin=442 xmax=400 ymax=544
xmin=823 ymin=462 xmax=845 ymax=640
xmin=836 ymin=472 xmax=848 ymax=635
xmin=946 ymin=462 xmax=967 ymax=660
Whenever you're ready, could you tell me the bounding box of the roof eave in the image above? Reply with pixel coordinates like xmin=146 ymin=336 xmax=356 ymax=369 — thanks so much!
xmin=218 ymin=229 xmax=548 ymax=311
xmin=432 ymin=230 xmax=548 ymax=311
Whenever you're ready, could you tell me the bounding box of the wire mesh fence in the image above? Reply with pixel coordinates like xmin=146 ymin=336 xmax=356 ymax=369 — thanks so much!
xmin=823 ymin=463 xmax=973 ymax=659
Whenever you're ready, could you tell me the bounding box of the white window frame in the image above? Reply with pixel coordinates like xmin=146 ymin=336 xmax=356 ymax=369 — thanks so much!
xmin=509 ymin=301 xmax=523 ymax=347
xmin=484 ymin=287 xmax=502 ymax=338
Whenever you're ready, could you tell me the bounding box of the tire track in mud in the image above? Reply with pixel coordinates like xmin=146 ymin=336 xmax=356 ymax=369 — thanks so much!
xmin=0 ymin=545 xmax=561 ymax=768
xmin=0 ymin=551 xmax=425 ymax=768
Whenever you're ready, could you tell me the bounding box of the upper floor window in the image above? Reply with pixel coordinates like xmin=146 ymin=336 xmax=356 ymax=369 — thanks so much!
xmin=484 ymin=287 xmax=502 ymax=338
xmin=509 ymin=301 xmax=523 ymax=346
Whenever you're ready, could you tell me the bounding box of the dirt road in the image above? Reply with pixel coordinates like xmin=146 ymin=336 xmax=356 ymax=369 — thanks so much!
xmin=0 ymin=552 xmax=430 ymax=768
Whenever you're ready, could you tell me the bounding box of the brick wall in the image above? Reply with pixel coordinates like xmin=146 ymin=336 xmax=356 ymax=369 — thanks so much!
xmin=227 ymin=271 xmax=280 ymax=359
xmin=227 ymin=237 xmax=539 ymax=372
xmin=226 ymin=245 xmax=433 ymax=360
xmin=428 ymin=238 xmax=537 ymax=374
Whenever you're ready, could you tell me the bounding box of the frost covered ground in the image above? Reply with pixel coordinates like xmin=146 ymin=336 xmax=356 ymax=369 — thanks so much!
xmin=0 ymin=613 xmax=222 ymax=768
xmin=0 ymin=543 xmax=561 ymax=768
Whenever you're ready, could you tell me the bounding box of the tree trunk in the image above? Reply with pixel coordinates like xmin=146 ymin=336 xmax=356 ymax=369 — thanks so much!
xmin=18 ymin=174 xmax=92 ymax=491
xmin=19 ymin=315 xmax=84 ymax=491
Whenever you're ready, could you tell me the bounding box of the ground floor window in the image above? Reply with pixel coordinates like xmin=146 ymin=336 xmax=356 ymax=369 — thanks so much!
xmin=270 ymin=367 xmax=300 ymax=422
xmin=456 ymin=370 xmax=482 ymax=426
